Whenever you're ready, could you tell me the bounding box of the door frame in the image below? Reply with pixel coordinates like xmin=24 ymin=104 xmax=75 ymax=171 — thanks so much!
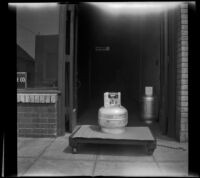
xmin=159 ymin=8 xmax=177 ymax=139
xmin=58 ymin=4 xmax=78 ymax=135
xmin=166 ymin=8 xmax=177 ymax=138
xmin=159 ymin=10 xmax=169 ymax=134
xmin=57 ymin=4 xmax=66 ymax=136
xmin=58 ymin=4 xmax=178 ymax=137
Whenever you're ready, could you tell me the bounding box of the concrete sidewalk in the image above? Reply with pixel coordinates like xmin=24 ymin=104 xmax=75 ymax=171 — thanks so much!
xmin=18 ymin=132 xmax=188 ymax=177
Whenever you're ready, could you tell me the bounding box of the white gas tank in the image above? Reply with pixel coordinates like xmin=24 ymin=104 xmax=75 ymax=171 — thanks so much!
xmin=98 ymin=92 xmax=128 ymax=134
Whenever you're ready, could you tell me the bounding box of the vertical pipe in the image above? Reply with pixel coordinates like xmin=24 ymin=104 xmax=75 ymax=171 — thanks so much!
xmin=58 ymin=4 xmax=67 ymax=135
xmin=69 ymin=5 xmax=75 ymax=132
xmin=158 ymin=13 xmax=163 ymax=122
xmin=161 ymin=10 xmax=169 ymax=134
xmin=139 ymin=16 xmax=142 ymax=103
xmin=89 ymin=48 xmax=92 ymax=103
xmin=74 ymin=5 xmax=78 ymax=112
xmin=139 ymin=15 xmax=143 ymax=117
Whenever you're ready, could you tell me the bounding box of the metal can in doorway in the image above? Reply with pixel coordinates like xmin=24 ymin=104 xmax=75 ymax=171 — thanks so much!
xmin=141 ymin=86 xmax=156 ymax=124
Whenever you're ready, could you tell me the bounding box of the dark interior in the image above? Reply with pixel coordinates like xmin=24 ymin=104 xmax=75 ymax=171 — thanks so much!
xmin=77 ymin=3 xmax=161 ymax=127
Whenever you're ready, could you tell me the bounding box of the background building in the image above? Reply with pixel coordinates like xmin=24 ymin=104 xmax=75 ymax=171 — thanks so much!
xmin=17 ymin=44 xmax=35 ymax=87
xmin=16 ymin=2 xmax=190 ymax=142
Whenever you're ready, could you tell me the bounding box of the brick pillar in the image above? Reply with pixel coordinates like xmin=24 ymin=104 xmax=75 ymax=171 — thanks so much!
xmin=176 ymin=2 xmax=188 ymax=142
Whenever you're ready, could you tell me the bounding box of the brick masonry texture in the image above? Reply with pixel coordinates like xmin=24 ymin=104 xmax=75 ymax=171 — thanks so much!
xmin=17 ymin=103 xmax=57 ymax=137
xmin=176 ymin=2 xmax=188 ymax=142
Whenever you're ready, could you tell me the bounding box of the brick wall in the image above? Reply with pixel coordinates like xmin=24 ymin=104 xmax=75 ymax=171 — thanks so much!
xmin=176 ymin=2 xmax=188 ymax=142
xmin=17 ymin=93 xmax=58 ymax=137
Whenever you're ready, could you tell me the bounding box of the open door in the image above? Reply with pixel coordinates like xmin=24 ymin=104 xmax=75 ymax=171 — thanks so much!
xmin=159 ymin=11 xmax=169 ymax=134
xmin=159 ymin=9 xmax=177 ymax=139
xmin=139 ymin=13 xmax=161 ymax=119
xmin=166 ymin=8 xmax=177 ymax=138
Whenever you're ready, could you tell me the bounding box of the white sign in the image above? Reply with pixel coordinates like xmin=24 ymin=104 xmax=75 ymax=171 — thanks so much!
xmin=17 ymin=72 xmax=27 ymax=88
xmin=145 ymin=86 xmax=153 ymax=96
xmin=104 ymin=92 xmax=121 ymax=107
xmin=95 ymin=46 xmax=110 ymax=51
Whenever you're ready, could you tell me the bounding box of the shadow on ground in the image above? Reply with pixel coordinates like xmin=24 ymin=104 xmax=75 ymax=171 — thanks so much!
xmin=63 ymin=143 xmax=149 ymax=156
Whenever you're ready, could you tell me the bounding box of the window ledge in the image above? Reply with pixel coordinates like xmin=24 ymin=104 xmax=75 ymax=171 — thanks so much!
xmin=17 ymin=88 xmax=61 ymax=94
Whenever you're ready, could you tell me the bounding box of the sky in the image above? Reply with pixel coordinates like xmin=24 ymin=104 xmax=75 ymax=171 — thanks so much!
xmin=16 ymin=3 xmax=60 ymax=59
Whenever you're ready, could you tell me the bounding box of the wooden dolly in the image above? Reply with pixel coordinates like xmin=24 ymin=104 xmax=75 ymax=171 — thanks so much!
xmin=69 ymin=125 xmax=156 ymax=155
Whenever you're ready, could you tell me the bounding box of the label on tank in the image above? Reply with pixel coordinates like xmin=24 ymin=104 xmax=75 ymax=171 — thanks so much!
xmin=104 ymin=92 xmax=121 ymax=107
xmin=99 ymin=113 xmax=127 ymax=119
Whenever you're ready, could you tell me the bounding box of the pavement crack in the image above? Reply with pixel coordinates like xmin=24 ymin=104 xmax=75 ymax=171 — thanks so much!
xmin=92 ymin=154 xmax=98 ymax=177
xmin=152 ymin=154 xmax=162 ymax=173
xmin=91 ymin=147 xmax=100 ymax=177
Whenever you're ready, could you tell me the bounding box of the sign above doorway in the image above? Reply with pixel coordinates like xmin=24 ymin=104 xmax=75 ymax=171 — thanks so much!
xmin=95 ymin=46 xmax=110 ymax=51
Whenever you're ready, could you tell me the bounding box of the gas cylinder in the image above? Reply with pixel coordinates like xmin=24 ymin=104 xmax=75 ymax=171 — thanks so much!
xmin=98 ymin=92 xmax=128 ymax=134
xmin=141 ymin=86 xmax=156 ymax=124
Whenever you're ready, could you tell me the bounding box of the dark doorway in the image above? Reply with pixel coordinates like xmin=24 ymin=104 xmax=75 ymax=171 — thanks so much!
xmin=76 ymin=3 xmax=162 ymax=129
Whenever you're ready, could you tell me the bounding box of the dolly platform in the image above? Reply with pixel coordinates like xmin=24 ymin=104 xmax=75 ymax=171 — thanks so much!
xmin=69 ymin=125 xmax=156 ymax=155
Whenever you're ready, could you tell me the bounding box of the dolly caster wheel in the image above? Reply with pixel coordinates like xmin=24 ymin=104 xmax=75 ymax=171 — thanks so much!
xmin=72 ymin=147 xmax=77 ymax=154
xmin=146 ymin=143 xmax=155 ymax=155
xmin=146 ymin=148 xmax=154 ymax=155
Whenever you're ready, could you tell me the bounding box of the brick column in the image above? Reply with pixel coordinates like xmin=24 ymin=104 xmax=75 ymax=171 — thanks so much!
xmin=176 ymin=2 xmax=188 ymax=142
